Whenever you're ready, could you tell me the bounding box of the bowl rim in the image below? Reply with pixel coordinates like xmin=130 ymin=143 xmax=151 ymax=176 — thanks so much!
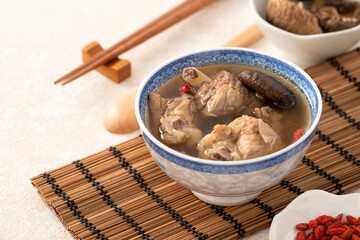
xmin=249 ymin=0 xmax=360 ymax=40
xmin=135 ymin=47 xmax=322 ymax=166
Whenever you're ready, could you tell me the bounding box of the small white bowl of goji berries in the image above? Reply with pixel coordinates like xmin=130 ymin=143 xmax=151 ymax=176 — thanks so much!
xmin=269 ymin=190 xmax=360 ymax=240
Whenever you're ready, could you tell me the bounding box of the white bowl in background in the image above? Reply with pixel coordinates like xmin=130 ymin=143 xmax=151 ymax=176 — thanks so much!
xmin=269 ymin=190 xmax=360 ymax=240
xmin=250 ymin=0 xmax=360 ymax=67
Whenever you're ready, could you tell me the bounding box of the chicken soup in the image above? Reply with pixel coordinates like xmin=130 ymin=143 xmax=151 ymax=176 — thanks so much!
xmin=145 ymin=65 xmax=310 ymax=161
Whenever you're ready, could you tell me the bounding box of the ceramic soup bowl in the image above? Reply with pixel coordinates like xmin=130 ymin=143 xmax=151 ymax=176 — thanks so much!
xmin=135 ymin=48 xmax=322 ymax=206
xmin=250 ymin=0 xmax=360 ymax=68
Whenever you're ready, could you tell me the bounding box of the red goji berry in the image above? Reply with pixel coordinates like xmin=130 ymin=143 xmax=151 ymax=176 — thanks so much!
xmin=352 ymin=234 xmax=360 ymax=240
xmin=339 ymin=229 xmax=353 ymax=240
xmin=315 ymin=226 xmax=325 ymax=239
xmin=346 ymin=215 xmax=359 ymax=226
xmin=326 ymin=228 xmax=345 ymax=236
xmin=296 ymin=231 xmax=307 ymax=240
xmin=335 ymin=214 xmax=344 ymax=222
xmin=309 ymin=220 xmax=319 ymax=228
xmin=328 ymin=221 xmax=343 ymax=230
xmin=179 ymin=82 xmax=192 ymax=95
xmin=330 ymin=236 xmax=343 ymax=240
xmin=179 ymin=151 xmax=189 ymax=155
xmin=325 ymin=221 xmax=333 ymax=229
xmin=293 ymin=128 xmax=304 ymax=142
xmin=341 ymin=225 xmax=350 ymax=231
xmin=295 ymin=214 xmax=360 ymax=240
xmin=321 ymin=236 xmax=331 ymax=240
xmin=296 ymin=223 xmax=309 ymax=231
xmin=316 ymin=215 xmax=335 ymax=225
xmin=307 ymin=232 xmax=315 ymax=240
xmin=351 ymin=225 xmax=360 ymax=235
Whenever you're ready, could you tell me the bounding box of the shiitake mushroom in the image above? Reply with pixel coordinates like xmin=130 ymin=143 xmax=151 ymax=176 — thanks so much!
xmin=237 ymin=70 xmax=296 ymax=109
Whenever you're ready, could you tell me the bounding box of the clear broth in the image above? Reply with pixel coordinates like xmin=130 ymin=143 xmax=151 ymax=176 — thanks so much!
xmin=146 ymin=65 xmax=311 ymax=159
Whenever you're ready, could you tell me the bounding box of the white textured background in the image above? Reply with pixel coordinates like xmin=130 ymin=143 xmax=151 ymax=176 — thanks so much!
xmin=0 ymin=0 xmax=359 ymax=239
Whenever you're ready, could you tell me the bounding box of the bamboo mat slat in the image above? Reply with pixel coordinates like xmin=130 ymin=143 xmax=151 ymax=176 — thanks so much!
xmin=31 ymin=48 xmax=360 ymax=240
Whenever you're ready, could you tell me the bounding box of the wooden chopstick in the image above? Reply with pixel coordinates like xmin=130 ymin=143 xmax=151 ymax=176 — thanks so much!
xmin=55 ymin=0 xmax=219 ymax=85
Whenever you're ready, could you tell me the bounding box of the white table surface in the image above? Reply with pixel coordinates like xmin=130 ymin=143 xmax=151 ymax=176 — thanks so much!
xmin=1 ymin=0 xmax=359 ymax=239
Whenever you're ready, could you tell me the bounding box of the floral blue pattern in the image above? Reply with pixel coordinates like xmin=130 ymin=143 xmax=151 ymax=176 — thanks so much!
xmin=142 ymin=129 xmax=315 ymax=174
xmin=138 ymin=49 xmax=321 ymax=174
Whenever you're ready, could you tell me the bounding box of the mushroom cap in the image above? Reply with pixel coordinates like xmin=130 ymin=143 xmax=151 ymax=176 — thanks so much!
xmin=315 ymin=11 xmax=359 ymax=32
xmin=267 ymin=0 xmax=323 ymax=35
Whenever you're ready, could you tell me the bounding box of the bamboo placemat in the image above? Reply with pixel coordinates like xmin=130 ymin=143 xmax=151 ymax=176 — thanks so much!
xmin=31 ymin=48 xmax=360 ymax=240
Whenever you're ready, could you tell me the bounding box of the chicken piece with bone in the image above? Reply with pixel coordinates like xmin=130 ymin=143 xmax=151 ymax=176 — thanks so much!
xmin=148 ymin=92 xmax=202 ymax=145
xmin=253 ymin=106 xmax=285 ymax=133
xmin=194 ymin=70 xmax=253 ymax=117
xmin=197 ymin=115 xmax=283 ymax=161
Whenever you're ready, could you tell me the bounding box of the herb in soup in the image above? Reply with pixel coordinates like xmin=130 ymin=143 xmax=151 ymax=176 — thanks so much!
xmin=146 ymin=65 xmax=310 ymax=161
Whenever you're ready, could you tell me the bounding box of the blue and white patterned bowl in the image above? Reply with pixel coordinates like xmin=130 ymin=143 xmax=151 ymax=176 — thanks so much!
xmin=135 ymin=48 xmax=322 ymax=206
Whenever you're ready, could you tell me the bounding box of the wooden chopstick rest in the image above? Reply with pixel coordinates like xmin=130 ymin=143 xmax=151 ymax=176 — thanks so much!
xmin=82 ymin=41 xmax=131 ymax=83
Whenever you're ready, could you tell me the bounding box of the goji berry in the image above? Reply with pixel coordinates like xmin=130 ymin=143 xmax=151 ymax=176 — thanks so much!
xmin=307 ymin=232 xmax=315 ymax=240
xmin=295 ymin=214 xmax=360 ymax=240
xmin=339 ymin=229 xmax=353 ymax=240
xmin=352 ymin=234 xmax=360 ymax=240
xmin=179 ymin=151 xmax=189 ymax=155
xmin=293 ymin=128 xmax=304 ymax=142
xmin=296 ymin=223 xmax=309 ymax=231
xmin=328 ymin=221 xmax=343 ymax=230
xmin=330 ymin=236 xmax=343 ymax=240
xmin=316 ymin=215 xmax=335 ymax=225
xmin=346 ymin=215 xmax=359 ymax=226
xmin=321 ymin=236 xmax=331 ymax=240
xmin=179 ymin=82 xmax=192 ymax=95
xmin=315 ymin=226 xmax=325 ymax=239
xmin=309 ymin=220 xmax=319 ymax=228
xmin=326 ymin=228 xmax=345 ymax=236
xmin=295 ymin=231 xmax=307 ymax=240
xmin=335 ymin=214 xmax=344 ymax=222
xmin=351 ymin=225 xmax=360 ymax=236
xmin=341 ymin=225 xmax=350 ymax=231
xmin=325 ymin=221 xmax=333 ymax=230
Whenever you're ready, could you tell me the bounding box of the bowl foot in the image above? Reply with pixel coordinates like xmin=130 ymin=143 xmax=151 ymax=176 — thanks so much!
xmin=191 ymin=190 xmax=261 ymax=206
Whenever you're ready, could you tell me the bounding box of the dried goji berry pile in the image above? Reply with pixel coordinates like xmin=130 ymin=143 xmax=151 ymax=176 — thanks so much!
xmin=294 ymin=214 xmax=360 ymax=240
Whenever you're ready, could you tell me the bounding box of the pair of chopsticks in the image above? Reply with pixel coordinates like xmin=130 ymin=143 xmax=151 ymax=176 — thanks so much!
xmin=55 ymin=0 xmax=219 ymax=85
